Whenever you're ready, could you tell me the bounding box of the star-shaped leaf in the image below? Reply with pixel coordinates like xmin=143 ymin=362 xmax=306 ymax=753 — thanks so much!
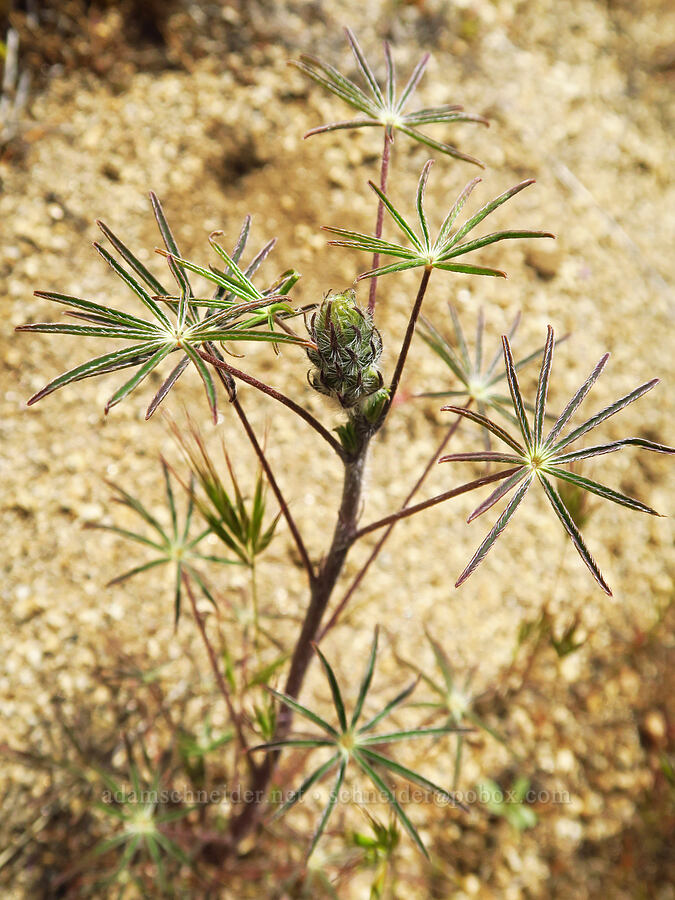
xmin=94 ymin=761 xmax=193 ymax=891
xmin=324 ymin=161 xmax=554 ymax=280
xmin=17 ymin=195 xmax=306 ymax=421
xmin=251 ymin=627 xmax=469 ymax=859
xmin=439 ymin=327 xmax=674 ymax=594
xmin=292 ymin=28 xmax=488 ymax=167
xmin=88 ymin=460 xmax=242 ymax=625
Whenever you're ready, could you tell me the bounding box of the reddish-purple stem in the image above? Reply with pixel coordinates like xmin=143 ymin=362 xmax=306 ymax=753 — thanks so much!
xmin=319 ymin=404 xmax=470 ymax=639
xmin=199 ymin=349 xmax=345 ymax=459
xmin=352 ymin=466 xmax=521 ymax=542
xmin=183 ymin=573 xmax=257 ymax=778
xmin=368 ymin=130 xmax=393 ymax=315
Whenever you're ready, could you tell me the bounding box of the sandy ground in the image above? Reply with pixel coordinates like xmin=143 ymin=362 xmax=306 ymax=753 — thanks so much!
xmin=1 ymin=0 xmax=674 ymax=896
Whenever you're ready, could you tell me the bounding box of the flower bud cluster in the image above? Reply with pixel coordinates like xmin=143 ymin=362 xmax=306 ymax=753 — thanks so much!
xmin=306 ymin=290 xmax=384 ymax=409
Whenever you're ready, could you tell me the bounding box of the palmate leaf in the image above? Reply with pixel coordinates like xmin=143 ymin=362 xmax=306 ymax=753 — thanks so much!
xmin=419 ymin=306 xmax=568 ymax=454
xmin=251 ymin=628 xmax=465 ymax=859
xmin=293 ymin=28 xmax=488 ymax=167
xmin=324 ymin=162 xmax=553 ymax=281
xmin=91 ymin=462 xmax=242 ymax=625
xmin=438 ymin=326 xmax=674 ymax=594
xmin=93 ymin=761 xmax=193 ymax=887
xmin=397 ymin=631 xmax=512 ymax=790
xmin=18 ymin=195 xmax=306 ymax=420
xmin=169 ymin=417 xmax=281 ymax=568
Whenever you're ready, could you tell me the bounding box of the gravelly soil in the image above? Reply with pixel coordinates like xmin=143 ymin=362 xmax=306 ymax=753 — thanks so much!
xmin=1 ymin=0 xmax=673 ymax=897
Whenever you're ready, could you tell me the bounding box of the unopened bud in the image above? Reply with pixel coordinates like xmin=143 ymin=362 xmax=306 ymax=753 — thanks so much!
xmin=307 ymin=290 xmax=383 ymax=409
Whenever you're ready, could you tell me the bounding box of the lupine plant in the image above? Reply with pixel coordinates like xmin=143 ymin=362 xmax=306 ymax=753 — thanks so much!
xmin=16 ymin=26 xmax=673 ymax=881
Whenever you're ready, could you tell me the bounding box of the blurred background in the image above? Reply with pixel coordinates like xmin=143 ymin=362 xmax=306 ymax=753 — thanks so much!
xmin=1 ymin=1 xmax=673 ymax=897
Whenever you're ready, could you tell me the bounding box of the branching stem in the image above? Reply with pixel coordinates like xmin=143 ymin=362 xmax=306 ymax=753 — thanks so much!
xmin=226 ymin=258 xmax=436 ymax=846
xmin=367 ymin=130 xmax=393 ymax=315
xmin=319 ymin=405 xmax=468 ymax=639
xmin=352 ymin=466 xmax=521 ymax=541
xmin=199 ymin=349 xmax=346 ymax=459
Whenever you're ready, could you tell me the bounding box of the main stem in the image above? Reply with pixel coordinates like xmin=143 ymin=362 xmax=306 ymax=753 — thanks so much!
xmin=229 ymin=441 xmax=369 ymax=845
xmin=229 ymin=268 xmax=432 ymax=845
xmin=319 ymin=406 xmax=468 ymax=640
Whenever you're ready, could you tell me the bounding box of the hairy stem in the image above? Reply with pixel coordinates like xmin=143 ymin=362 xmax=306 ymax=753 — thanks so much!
xmin=367 ymin=130 xmax=393 ymax=315
xmin=319 ymin=406 xmax=468 ymax=639
xmin=229 ymin=441 xmax=370 ymax=844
